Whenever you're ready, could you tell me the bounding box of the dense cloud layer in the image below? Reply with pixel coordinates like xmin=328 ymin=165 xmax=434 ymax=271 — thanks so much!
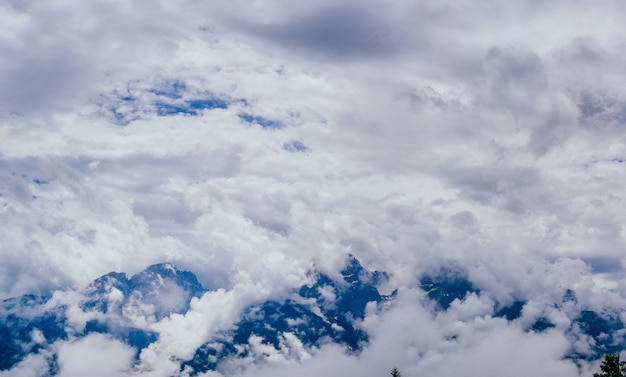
xmin=2 ymin=0 xmax=626 ymax=376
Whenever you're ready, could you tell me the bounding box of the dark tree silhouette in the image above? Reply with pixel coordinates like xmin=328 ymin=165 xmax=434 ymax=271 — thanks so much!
xmin=594 ymin=354 xmax=626 ymax=377
xmin=390 ymin=367 xmax=401 ymax=377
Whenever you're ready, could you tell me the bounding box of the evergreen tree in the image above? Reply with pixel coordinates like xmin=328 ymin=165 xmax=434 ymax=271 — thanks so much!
xmin=390 ymin=367 xmax=401 ymax=377
xmin=594 ymin=354 xmax=626 ymax=377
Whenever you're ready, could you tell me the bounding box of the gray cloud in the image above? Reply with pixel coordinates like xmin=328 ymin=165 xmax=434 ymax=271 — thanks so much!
xmin=240 ymin=4 xmax=408 ymax=60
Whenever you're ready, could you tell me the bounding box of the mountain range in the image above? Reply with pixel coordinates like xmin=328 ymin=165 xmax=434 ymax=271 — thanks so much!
xmin=1 ymin=256 xmax=625 ymax=375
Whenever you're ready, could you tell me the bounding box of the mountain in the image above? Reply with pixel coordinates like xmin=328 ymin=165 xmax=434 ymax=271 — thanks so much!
xmin=181 ymin=255 xmax=390 ymax=375
xmin=82 ymin=263 xmax=205 ymax=320
xmin=419 ymin=267 xmax=626 ymax=363
xmin=0 ymin=256 xmax=389 ymax=374
xmin=0 ymin=294 xmax=66 ymax=371
xmin=0 ymin=263 xmax=203 ymax=371
xmin=1 ymin=257 xmax=626 ymax=374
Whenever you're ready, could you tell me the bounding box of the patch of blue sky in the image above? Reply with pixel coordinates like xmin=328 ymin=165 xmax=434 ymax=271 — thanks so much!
xmin=32 ymin=178 xmax=52 ymax=185
xmin=149 ymin=80 xmax=187 ymax=99
xmin=105 ymin=105 xmax=142 ymax=125
xmin=188 ymin=98 xmax=229 ymax=110
xmin=155 ymin=102 xmax=199 ymax=116
xmin=283 ymin=140 xmax=308 ymax=152
xmin=239 ymin=113 xmax=283 ymax=129
xmin=110 ymin=107 xmax=130 ymax=121
xmin=98 ymin=92 xmax=141 ymax=125
xmin=101 ymin=79 xmax=242 ymax=123
xmin=8 ymin=172 xmax=52 ymax=186
xmin=154 ymin=96 xmax=231 ymax=117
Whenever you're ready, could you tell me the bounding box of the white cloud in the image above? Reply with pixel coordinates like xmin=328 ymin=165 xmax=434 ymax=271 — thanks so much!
xmin=0 ymin=352 xmax=50 ymax=377
xmin=2 ymin=0 xmax=626 ymax=375
xmin=55 ymin=334 xmax=134 ymax=377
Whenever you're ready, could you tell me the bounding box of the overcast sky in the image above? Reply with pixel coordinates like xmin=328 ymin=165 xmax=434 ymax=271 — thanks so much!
xmin=2 ymin=1 xmax=626 ymax=376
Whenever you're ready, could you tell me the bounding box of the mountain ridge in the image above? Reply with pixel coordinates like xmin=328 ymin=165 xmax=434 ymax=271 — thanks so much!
xmin=1 ymin=257 xmax=625 ymax=374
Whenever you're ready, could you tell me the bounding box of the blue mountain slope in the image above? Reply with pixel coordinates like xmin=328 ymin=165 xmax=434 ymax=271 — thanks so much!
xmin=0 ymin=263 xmax=204 ymax=371
xmin=3 ymin=258 xmax=626 ymax=374
xmin=495 ymin=300 xmax=525 ymax=320
xmin=82 ymin=263 xmax=204 ymax=319
xmin=181 ymin=255 xmax=389 ymax=375
xmin=420 ymin=266 xmax=479 ymax=310
xmin=419 ymin=267 xmax=626 ymax=362
xmin=127 ymin=263 xmax=205 ymax=320
xmin=82 ymin=272 xmax=131 ymax=313
xmin=0 ymin=295 xmax=66 ymax=370
xmin=569 ymin=310 xmax=626 ymax=360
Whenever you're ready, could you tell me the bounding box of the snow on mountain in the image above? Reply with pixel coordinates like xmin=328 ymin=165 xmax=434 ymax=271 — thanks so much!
xmin=181 ymin=255 xmax=390 ymax=375
xmin=0 ymin=263 xmax=203 ymax=371
xmin=419 ymin=265 xmax=626 ymax=362
xmin=1 ymin=256 xmax=625 ymax=375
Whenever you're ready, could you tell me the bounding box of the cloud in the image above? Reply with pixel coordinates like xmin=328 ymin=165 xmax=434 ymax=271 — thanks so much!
xmin=2 ymin=0 xmax=626 ymax=376
xmin=237 ymin=3 xmax=408 ymax=61
xmin=0 ymin=353 xmax=51 ymax=377
xmin=216 ymin=288 xmax=580 ymax=377
xmin=55 ymin=334 xmax=134 ymax=377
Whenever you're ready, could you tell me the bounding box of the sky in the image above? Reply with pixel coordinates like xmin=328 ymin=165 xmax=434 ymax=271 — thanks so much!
xmin=1 ymin=0 xmax=626 ymax=376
